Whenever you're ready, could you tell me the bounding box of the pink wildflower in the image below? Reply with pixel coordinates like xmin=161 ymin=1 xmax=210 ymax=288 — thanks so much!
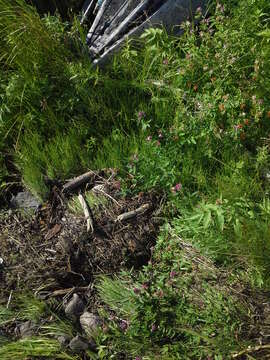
xmin=138 ymin=111 xmax=145 ymax=120
xmin=133 ymin=287 xmax=140 ymax=294
xmin=163 ymin=58 xmax=169 ymax=65
xmin=174 ymin=183 xmax=182 ymax=191
xmin=170 ymin=271 xmax=178 ymax=279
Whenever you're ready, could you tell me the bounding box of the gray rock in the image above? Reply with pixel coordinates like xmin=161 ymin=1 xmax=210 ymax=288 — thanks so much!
xmin=10 ymin=191 xmax=41 ymax=211
xmin=64 ymin=293 xmax=85 ymax=319
xmin=57 ymin=334 xmax=71 ymax=347
xmin=69 ymin=335 xmax=89 ymax=352
xmin=80 ymin=311 xmax=101 ymax=336
xmin=19 ymin=320 xmax=36 ymax=338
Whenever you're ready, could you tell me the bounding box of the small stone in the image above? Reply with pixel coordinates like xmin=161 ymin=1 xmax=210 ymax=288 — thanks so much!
xmin=19 ymin=320 xmax=36 ymax=338
xmin=10 ymin=191 xmax=41 ymax=211
xmin=57 ymin=334 xmax=71 ymax=347
xmin=80 ymin=311 xmax=101 ymax=337
xmin=57 ymin=238 xmax=73 ymax=254
xmin=64 ymin=294 xmax=85 ymax=319
xmin=69 ymin=335 xmax=89 ymax=352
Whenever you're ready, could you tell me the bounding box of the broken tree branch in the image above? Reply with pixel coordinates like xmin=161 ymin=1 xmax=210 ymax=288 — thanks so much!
xmin=78 ymin=194 xmax=94 ymax=233
xmin=116 ymin=203 xmax=150 ymax=222
xmin=62 ymin=171 xmax=95 ymax=194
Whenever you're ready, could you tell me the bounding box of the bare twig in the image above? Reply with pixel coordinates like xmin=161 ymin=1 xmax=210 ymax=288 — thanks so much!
xmin=92 ymin=184 xmax=120 ymax=205
xmin=78 ymin=194 xmax=94 ymax=233
xmin=6 ymin=290 xmax=13 ymax=309
xmin=116 ymin=203 xmax=150 ymax=222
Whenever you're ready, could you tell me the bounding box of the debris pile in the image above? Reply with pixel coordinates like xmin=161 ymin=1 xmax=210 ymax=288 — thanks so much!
xmin=0 ymin=170 xmax=163 ymax=301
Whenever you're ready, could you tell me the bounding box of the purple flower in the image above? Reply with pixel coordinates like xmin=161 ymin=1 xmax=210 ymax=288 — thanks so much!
xmin=163 ymin=58 xmax=169 ymax=65
xmin=119 ymin=320 xmax=128 ymax=331
xmin=151 ymin=323 xmax=157 ymax=332
xmin=135 ymin=357 xmax=141 ymax=360
xmin=175 ymin=183 xmax=182 ymax=192
xmin=196 ymin=6 xmax=202 ymax=13
xmin=138 ymin=111 xmax=145 ymax=120
xmin=170 ymin=271 xmax=178 ymax=279
xmin=133 ymin=287 xmax=140 ymax=294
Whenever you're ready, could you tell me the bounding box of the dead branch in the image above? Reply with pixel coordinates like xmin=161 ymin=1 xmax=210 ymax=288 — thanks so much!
xmin=116 ymin=203 xmax=150 ymax=222
xmin=232 ymin=344 xmax=270 ymax=358
xmin=48 ymin=287 xmax=90 ymax=298
xmin=62 ymin=171 xmax=95 ymax=193
xmin=78 ymin=194 xmax=94 ymax=233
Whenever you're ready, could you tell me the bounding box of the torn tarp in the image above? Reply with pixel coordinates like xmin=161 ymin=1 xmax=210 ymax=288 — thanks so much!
xmin=82 ymin=0 xmax=206 ymax=66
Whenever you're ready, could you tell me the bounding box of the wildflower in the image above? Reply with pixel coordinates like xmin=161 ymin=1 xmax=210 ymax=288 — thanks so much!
xmin=132 ymin=153 xmax=139 ymax=161
xmin=203 ymin=65 xmax=208 ymax=71
xmin=146 ymin=135 xmax=152 ymax=142
xmin=234 ymin=124 xmax=243 ymax=130
xmin=119 ymin=320 xmax=128 ymax=331
xmin=151 ymin=323 xmax=157 ymax=332
xmin=142 ymin=283 xmax=149 ymax=290
xmin=133 ymin=287 xmax=140 ymax=294
xmin=163 ymin=58 xmax=169 ymax=65
xmin=175 ymin=183 xmax=182 ymax=191
xmin=158 ymin=131 xmax=163 ymax=139
xmin=171 ymin=184 xmax=181 ymax=194
xmin=196 ymin=6 xmax=202 ymax=13
xmin=199 ymin=31 xmax=204 ymax=38
xmin=138 ymin=111 xmax=145 ymax=120
xmin=170 ymin=271 xmax=178 ymax=279
xmin=135 ymin=357 xmax=141 ymax=360
xmin=156 ymin=140 xmax=161 ymax=146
